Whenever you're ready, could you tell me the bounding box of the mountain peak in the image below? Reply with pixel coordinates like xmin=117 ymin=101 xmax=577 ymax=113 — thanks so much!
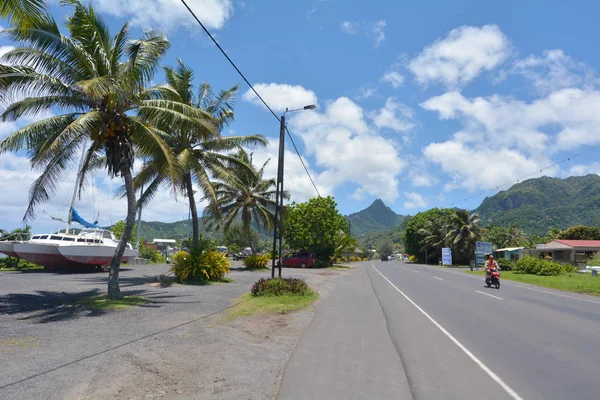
xmin=346 ymin=199 xmax=405 ymax=236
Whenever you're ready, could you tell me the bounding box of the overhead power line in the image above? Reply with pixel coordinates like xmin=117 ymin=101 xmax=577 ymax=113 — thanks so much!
xmin=446 ymin=142 xmax=600 ymax=208
xmin=179 ymin=0 xmax=321 ymax=197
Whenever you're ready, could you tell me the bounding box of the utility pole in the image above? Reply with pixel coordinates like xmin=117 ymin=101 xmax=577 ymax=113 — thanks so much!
xmin=270 ymin=105 xmax=316 ymax=279
xmin=271 ymin=113 xmax=286 ymax=278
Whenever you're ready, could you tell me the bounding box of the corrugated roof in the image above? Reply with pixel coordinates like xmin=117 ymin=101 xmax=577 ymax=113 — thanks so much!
xmin=552 ymin=240 xmax=600 ymax=248
xmin=494 ymin=247 xmax=525 ymax=252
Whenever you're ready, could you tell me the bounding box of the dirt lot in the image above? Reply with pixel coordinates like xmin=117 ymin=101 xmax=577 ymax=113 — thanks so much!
xmin=0 ymin=263 xmax=350 ymax=399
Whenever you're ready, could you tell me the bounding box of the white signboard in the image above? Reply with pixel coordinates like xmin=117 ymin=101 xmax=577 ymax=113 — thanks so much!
xmin=442 ymin=247 xmax=452 ymax=266
xmin=476 ymin=242 xmax=493 ymax=267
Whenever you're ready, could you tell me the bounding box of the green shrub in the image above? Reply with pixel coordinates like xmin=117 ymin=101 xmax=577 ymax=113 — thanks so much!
xmin=514 ymin=256 xmax=574 ymax=276
xmin=0 ymin=257 xmax=42 ymax=270
xmin=243 ymin=254 xmax=270 ymax=270
xmin=251 ymin=277 xmax=312 ymax=297
xmin=170 ymin=249 xmax=231 ymax=283
xmin=349 ymin=256 xmax=356 ymax=262
xmin=497 ymin=258 xmax=515 ymax=271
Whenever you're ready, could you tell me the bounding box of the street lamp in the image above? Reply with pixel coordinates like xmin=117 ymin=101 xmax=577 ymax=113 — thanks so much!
xmin=271 ymin=104 xmax=316 ymax=278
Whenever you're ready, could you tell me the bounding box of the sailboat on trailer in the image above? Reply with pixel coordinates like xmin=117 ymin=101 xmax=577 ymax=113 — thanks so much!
xmin=1 ymin=145 xmax=138 ymax=270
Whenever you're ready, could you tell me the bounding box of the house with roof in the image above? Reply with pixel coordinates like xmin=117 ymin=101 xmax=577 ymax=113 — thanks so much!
xmin=533 ymin=240 xmax=600 ymax=265
xmin=493 ymin=247 xmax=525 ymax=261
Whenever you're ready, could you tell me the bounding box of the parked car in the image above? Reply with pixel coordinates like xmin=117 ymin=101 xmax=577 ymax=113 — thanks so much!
xmin=381 ymin=255 xmax=389 ymax=262
xmin=282 ymin=252 xmax=316 ymax=268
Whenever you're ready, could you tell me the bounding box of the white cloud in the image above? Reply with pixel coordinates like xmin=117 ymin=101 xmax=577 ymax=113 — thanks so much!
xmin=242 ymin=83 xmax=317 ymax=113
xmin=381 ymin=71 xmax=405 ymax=89
xmin=404 ymin=192 xmax=427 ymax=209
xmin=371 ymin=97 xmax=415 ymax=133
xmin=289 ymin=97 xmax=407 ymax=202
xmin=408 ymin=25 xmax=511 ymax=88
xmin=511 ymin=49 xmax=597 ymax=95
xmin=0 ymin=150 xmax=197 ymax=233
xmin=565 ymin=162 xmax=600 ymax=177
xmin=250 ymin=142 xmax=330 ymax=203
xmin=307 ymin=0 xmax=327 ymax=19
xmin=422 ymin=88 xmax=600 ymax=153
xmin=340 ymin=20 xmax=386 ymax=48
xmin=355 ymin=87 xmax=377 ymax=100
xmin=94 ymin=0 xmax=233 ymax=31
xmin=423 ymin=141 xmax=552 ymax=192
xmin=408 ymin=159 xmax=438 ymax=187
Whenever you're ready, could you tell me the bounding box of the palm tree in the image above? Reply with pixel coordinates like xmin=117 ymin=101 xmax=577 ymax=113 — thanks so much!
xmin=1 ymin=0 xmax=48 ymax=28
xmin=445 ymin=210 xmax=481 ymax=263
xmin=418 ymin=219 xmax=446 ymax=263
xmin=333 ymin=230 xmax=360 ymax=261
xmin=0 ymin=1 xmax=212 ymax=297
xmin=134 ymin=60 xmax=267 ymax=249
xmin=203 ymin=148 xmax=289 ymax=252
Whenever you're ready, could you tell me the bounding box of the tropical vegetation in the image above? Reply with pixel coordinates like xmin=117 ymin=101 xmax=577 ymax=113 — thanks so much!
xmin=0 ymin=1 xmax=271 ymax=297
xmin=203 ymin=148 xmax=284 ymax=252
xmin=284 ymin=196 xmax=349 ymax=267
xmin=133 ymin=60 xmax=266 ymax=249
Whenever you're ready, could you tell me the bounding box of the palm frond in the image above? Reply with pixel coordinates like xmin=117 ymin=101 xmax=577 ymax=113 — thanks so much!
xmin=0 ymin=0 xmax=48 ymax=28
xmin=24 ymin=136 xmax=85 ymax=220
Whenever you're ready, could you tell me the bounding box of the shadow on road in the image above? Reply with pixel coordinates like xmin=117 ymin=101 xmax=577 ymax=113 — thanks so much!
xmin=0 ymin=288 xmax=166 ymax=323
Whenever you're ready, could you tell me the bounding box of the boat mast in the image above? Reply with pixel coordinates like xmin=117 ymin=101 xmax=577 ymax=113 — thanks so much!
xmin=66 ymin=144 xmax=88 ymax=235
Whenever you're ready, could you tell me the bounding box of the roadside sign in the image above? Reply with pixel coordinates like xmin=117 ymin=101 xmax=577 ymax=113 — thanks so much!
xmin=442 ymin=248 xmax=452 ymax=266
xmin=476 ymin=242 xmax=493 ymax=267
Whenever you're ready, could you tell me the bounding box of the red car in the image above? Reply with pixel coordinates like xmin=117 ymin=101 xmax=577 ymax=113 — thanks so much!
xmin=282 ymin=252 xmax=316 ymax=268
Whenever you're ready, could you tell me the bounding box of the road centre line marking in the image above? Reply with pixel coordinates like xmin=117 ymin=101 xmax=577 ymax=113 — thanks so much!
xmin=433 ymin=276 xmax=444 ymax=281
xmin=417 ymin=265 xmax=600 ymax=305
xmin=370 ymin=263 xmax=523 ymax=400
xmin=476 ymin=290 xmax=503 ymax=300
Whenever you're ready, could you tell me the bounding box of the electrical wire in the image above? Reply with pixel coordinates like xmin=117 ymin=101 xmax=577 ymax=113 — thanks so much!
xmin=446 ymin=142 xmax=600 ymax=208
xmin=179 ymin=0 xmax=321 ymax=197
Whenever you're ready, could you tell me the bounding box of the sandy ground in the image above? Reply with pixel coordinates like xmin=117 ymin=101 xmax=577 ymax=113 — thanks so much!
xmin=0 ymin=263 xmax=351 ymax=399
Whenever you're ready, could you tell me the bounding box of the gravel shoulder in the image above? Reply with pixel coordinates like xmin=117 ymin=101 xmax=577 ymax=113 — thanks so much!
xmin=0 ymin=263 xmax=351 ymax=400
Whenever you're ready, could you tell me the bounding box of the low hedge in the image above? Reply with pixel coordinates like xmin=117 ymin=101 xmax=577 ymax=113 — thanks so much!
xmin=514 ymin=256 xmax=575 ymax=276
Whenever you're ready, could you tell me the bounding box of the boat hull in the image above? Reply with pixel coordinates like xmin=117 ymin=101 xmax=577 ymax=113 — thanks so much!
xmin=13 ymin=243 xmax=89 ymax=269
xmin=0 ymin=242 xmax=19 ymax=258
xmin=58 ymin=246 xmax=138 ymax=266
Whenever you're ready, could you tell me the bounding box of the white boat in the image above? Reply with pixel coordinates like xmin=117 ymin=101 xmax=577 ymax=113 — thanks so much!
xmin=57 ymin=229 xmax=138 ymax=266
xmin=0 ymin=232 xmax=31 ymax=258
xmin=13 ymin=232 xmax=88 ymax=269
xmin=9 ymin=143 xmax=140 ymax=270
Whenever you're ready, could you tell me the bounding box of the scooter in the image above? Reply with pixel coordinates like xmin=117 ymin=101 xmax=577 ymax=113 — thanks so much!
xmin=485 ymin=269 xmax=500 ymax=289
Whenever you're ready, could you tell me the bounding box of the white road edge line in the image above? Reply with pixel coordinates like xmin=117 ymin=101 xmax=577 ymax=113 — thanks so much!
xmin=476 ymin=290 xmax=503 ymax=301
xmin=370 ymin=263 xmax=523 ymax=400
xmin=433 ymin=276 xmax=444 ymax=281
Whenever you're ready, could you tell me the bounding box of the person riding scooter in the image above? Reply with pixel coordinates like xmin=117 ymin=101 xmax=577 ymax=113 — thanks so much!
xmin=485 ymin=254 xmax=500 ymax=279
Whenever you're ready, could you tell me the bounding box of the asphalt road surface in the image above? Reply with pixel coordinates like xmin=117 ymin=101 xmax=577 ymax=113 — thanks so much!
xmin=279 ymin=261 xmax=600 ymax=400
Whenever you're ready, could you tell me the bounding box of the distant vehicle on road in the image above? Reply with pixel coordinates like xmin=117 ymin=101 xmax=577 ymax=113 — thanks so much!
xmin=381 ymin=255 xmax=389 ymax=262
xmin=282 ymin=252 xmax=316 ymax=268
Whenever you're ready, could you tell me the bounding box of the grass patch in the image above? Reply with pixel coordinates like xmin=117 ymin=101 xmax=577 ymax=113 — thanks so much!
xmin=227 ymin=291 xmax=319 ymax=320
xmin=77 ymin=295 xmax=151 ymax=310
xmin=466 ymin=270 xmax=600 ymax=296
xmin=331 ymin=265 xmax=351 ymax=270
xmin=0 ymin=265 xmax=44 ymax=272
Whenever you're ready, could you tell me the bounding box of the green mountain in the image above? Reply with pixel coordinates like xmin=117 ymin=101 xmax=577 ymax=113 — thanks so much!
xmin=345 ymin=199 xmax=406 ymax=236
xmin=475 ymin=174 xmax=600 ymax=234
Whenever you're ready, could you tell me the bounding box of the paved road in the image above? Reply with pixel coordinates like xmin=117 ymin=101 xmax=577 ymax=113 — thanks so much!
xmin=279 ymin=261 xmax=600 ymax=399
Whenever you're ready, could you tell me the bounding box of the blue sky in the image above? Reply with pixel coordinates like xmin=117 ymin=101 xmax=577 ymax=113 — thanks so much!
xmin=2 ymin=0 xmax=600 ymax=232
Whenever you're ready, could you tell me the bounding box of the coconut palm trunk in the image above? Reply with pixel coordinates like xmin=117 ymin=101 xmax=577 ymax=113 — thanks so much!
xmin=243 ymin=210 xmax=254 ymax=253
xmin=184 ymin=173 xmax=200 ymax=247
xmin=108 ymin=167 xmax=137 ymax=298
